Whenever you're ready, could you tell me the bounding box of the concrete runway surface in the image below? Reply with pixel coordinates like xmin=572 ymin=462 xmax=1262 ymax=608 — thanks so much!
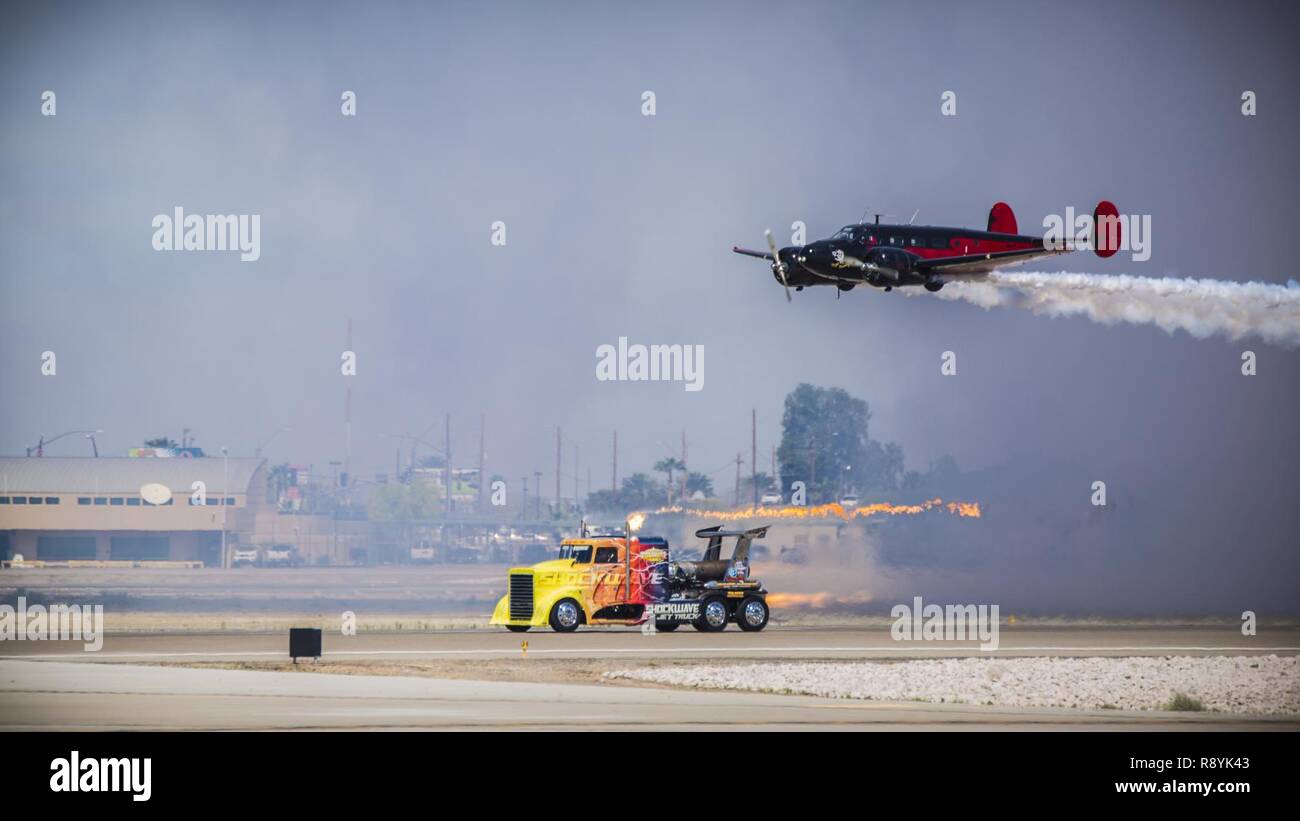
xmin=2 ymin=658 xmax=1296 ymax=731
xmin=3 ymin=625 xmax=1297 ymax=662
xmin=2 ymin=626 xmax=1297 ymax=730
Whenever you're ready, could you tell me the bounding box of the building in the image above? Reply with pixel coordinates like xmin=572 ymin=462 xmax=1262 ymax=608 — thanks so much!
xmin=0 ymin=456 xmax=267 ymax=564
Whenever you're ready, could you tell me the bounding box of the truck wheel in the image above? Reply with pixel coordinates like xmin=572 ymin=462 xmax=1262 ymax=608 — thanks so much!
xmin=506 ymin=625 xmax=531 ymax=633
xmin=548 ymin=599 xmax=582 ymax=633
xmin=737 ymin=597 xmax=769 ymax=632
xmin=656 ymin=622 xmax=680 ymax=632
xmin=693 ymin=597 xmax=729 ymax=632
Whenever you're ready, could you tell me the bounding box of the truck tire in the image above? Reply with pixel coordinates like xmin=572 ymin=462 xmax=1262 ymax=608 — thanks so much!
xmin=656 ymin=622 xmax=680 ymax=632
xmin=737 ymin=597 xmax=769 ymax=631
xmin=548 ymin=598 xmax=582 ymax=633
xmin=692 ymin=597 xmax=729 ymax=632
xmin=506 ymin=625 xmax=531 ymax=633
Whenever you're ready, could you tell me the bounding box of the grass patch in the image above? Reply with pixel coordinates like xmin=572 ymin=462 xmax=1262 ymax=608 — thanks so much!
xmin=1164 ymin=692 xmax=1205 ymax=712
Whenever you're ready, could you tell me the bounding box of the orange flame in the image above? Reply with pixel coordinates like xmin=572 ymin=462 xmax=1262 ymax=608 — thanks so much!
xmin=766 ymin=591 xmax=874 ymax=609
xmin=640 ymin=497 xmax=981 ymax=522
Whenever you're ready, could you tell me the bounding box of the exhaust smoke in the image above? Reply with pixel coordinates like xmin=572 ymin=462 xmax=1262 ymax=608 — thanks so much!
xmin=913 ymin=271 xmax=1300 ymax=347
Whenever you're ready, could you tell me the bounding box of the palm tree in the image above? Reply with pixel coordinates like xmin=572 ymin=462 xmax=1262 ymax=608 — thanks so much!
xmin=685 ymin=471 xmax=714 ymax=499
xmin=653 ymin=457 xmax=686 ymax=505
xmin=267 ymin=463 xmax=294 ymax=506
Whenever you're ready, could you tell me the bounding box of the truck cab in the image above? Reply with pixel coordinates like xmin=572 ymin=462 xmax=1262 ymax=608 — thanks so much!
xmin=489 ymin=526 xmax=771 ymax=633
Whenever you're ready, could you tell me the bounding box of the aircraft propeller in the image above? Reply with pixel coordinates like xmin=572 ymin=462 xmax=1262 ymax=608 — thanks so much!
xmin=764 ymin=229 xmax=792 ymax=302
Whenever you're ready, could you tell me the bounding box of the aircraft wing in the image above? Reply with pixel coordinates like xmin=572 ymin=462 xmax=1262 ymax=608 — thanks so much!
xmin=914 ymin=245 xmax=1071 ymax=276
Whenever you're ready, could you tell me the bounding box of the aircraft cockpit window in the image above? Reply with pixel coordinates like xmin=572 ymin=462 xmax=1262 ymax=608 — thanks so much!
xmin=833 ymin=227 xmax=854 ymax=240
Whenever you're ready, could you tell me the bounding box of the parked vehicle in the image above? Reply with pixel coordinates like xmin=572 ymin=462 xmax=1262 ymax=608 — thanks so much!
xmin=263 ymin=543 xmax=300 ymax=567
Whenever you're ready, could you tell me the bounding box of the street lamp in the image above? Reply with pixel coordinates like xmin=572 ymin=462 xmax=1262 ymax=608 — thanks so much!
xmin=27 ymin=429 xmax=103 ymax=457
xmin=254 ymin=426 xmax=291 ymax=459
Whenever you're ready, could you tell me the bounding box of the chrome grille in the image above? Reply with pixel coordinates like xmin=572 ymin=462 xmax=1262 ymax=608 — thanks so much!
xmin=509 ymin=573 xmax=534 ymax=620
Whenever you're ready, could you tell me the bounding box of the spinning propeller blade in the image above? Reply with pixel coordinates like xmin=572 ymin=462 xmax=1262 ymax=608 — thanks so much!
xmin=764 ymin=229 xmax=792 ymax=302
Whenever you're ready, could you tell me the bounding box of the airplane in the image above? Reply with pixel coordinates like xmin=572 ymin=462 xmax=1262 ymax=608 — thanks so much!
xmin=733 ymin=200 xmax=1120 ymax=300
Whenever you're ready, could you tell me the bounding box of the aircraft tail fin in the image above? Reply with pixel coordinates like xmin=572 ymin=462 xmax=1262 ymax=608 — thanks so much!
xmin=1093 ymin=200 xmax=1121 ymax=258
xmin=987 ymin=201 xmax=1018 ymax=234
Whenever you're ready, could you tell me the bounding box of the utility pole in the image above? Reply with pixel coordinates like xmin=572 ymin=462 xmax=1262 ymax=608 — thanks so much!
xmin=612 ymin=430 xmax=618 ymax=493
xmin=734 ymin=453 xmax=744 ymax=507
xmin=772 ymin=445 xmax=777 ymax=493
xmin=534 ymin=471 xmax=542 ymax=518
xmin=444 ymin=413 xmax=452 ymax=515
xmin=555 ymin=427 xmax=562 ymax=515
xmin=221 ymin=446 xmax=229 ymax=569
xmin=751 ymin=408 xmax=758 ymax=507
xmin=681 ymin=429 xmax=688 ymax=502
xmin=344 ymin=319 xmax=353 ymax=484
xmin=478 ymin=413 xmax=486 ymax=512
xmin=573 ymin=443 xmax=579 ymax=509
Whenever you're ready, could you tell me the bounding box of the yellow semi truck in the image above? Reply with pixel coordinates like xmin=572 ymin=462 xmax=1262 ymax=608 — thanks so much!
xmin=490 ymin=526 xmax=771 ymax=633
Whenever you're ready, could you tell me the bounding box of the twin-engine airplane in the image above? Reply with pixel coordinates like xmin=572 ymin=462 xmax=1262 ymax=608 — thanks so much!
xmin=733 ymin=200 xmax=1120 ymax=299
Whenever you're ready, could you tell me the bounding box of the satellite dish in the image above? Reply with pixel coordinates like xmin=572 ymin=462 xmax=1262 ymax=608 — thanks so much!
xmin=140 ymin=483 xmax=173 ymax=505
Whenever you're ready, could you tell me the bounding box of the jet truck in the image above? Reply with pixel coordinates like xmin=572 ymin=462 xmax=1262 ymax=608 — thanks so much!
xmin=490 ymin=525 xmax=772 ymax=633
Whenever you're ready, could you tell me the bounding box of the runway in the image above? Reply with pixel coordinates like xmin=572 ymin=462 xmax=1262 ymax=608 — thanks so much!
xmin=2 ymin=625 xmax=1297 ymax=730
xmin=2 ymin=658 xmax=1295 ymax=731
xmin=2 ymin=624 xmax=1295 ymax=662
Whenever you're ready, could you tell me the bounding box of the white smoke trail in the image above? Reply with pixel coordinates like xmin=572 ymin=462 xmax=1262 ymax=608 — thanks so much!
xmin=913 ymin=271 xmax=1300 ymax=347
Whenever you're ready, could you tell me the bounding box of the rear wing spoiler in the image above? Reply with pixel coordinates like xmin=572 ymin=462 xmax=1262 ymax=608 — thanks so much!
xmin=695 ymin=525 xmax=770 ymax=562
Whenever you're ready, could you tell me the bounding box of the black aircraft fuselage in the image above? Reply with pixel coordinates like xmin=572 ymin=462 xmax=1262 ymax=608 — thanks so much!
xmin=733 ymin=201 xmax=1119 ymax=297
xmin=776 ymin=222 xmax=1050 ymax=291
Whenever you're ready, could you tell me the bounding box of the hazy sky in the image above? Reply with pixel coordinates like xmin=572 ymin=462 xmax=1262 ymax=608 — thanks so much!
xmin=3 ymin=1 xmax=1298 ymax=609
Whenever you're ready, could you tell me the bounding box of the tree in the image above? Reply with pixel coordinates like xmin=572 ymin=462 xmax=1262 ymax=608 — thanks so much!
xmin=266 ymin=463 xmax=294 ymax=505
xmin=903 ymin=455 xmax=960 ymax=493
xmin=367 ymin=481 xmax=443 ymax=522
xmin=619 ymin=473 xmax=664 ymax=510
xmin=858 ymin=440 xmax=905 ymax=492
xmin=144 ymin=437 xmax=179 ymax=449
xmin=653 ymin=457 xmax=685 ymax=504
xmin=583 ymin=473 xmax=667 ymax=514
xmin=741 ymin=472 xmax=776 ymax=500
xmin=777 ymin=384 xmax=870 ymax=504
xmin=776 ymin=383 xmax=906 ymax=503
xmin=685 ymin=471 xmax=714 ymax=499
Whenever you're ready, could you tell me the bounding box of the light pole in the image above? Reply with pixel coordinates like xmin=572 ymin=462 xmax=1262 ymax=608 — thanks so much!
xmin=254 ymin=426 xmax=291 ymax=459
xmin=221 ymin=446 xmax=229 ymax=569
xmin=27 ymin=428 xmax=102 ymax=457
